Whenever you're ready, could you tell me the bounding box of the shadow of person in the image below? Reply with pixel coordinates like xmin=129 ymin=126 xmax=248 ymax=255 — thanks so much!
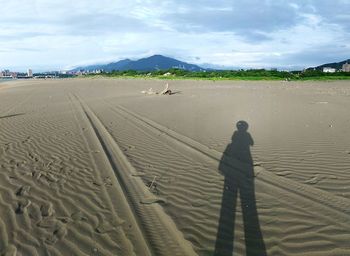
xmin=214 ymin=121 xmax=266 ymax=256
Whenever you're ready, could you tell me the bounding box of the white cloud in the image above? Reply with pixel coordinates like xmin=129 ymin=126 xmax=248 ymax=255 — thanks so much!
xmin=0 ymin=0 xmax=349 ymax=71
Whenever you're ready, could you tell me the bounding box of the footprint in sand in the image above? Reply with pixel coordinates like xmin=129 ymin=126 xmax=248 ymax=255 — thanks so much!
xmin=16 ymin=185 xmax=31 ymax=196
xmin=57 ymin=216 xmax=72 ymax=224
xmin=40 ymin=202 xmax=54 ymax=217
xmin=92 ymin=180 xmax=103 ymax=187
xmin=28 ymin=203 xmax=43 ymax=222
xmin=38 ymin=217 xmax=68 ymax=244
xmin=16 ymin=198 xmax=31 ymax=214
xmin=123 ymin=145 xmax=135 ymax=152
xmin=44 ymin=234 xmax=58 ymax=245
xmin=103 ymin=176 xmax=113 ymax=186
xmin=32 ymin=170 xmax=43 ymax=180
xmin=54 ymin=225 xmax=68 ymax=240
xmin=22 ymin=136 xmax=33 ymax=144
xmin=95 ymin=213 xmax=117 ymax=234
xmin=37 ymin=217 xmax=59 ymax=229
xmin=45 ymin=173 xmax=59 ymax=183
xmin=71 ymin=211 xmax=88 ymax=222
xmin=44 ymin=228 xmax=66 ymax=245
xmin=43 ymin=223 xmax=68 ymax=245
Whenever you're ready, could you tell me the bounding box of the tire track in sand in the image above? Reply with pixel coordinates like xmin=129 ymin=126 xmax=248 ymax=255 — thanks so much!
xmin=1 ymin=89 xmax=141 ymax=255
xmin=71 ymin=94 xmax=197 ymax=256
xmin=110 ymin=104 xmax=350 ymax=228
xmin=87 ymin=99 xmax=350 ymax=254
xmin=68 ymin=94 xmax=152 ymax=256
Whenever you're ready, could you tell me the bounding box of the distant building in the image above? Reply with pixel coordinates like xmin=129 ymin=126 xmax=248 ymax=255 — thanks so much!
xmin=27 ymin=69 xmax=33 ymax=77
xmin=342 ymin=63 xmax=350 ymax=72
xmin=323 ymin=67 xmax=336 ymax=73
xmin=0 ymin=70 xmax=13 ymax=78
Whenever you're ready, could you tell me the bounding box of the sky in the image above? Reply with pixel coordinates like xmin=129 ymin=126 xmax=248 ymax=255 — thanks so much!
xmin=0 ymin=0 xmax=350 ymax=71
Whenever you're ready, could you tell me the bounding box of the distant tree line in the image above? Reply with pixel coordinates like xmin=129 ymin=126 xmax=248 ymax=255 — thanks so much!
xmin=85 ymin=68 xmax=350 ymax=80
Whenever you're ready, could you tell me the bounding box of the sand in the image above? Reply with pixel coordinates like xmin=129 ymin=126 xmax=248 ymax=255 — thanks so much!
xmin=1 ymin=78 xmax=350 ymax=255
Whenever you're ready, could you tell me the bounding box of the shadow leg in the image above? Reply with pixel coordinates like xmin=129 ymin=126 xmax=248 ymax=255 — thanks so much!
xmin=214 ymin=177 xmax=238 ymax=256
xmin=240 ymin=176 xmax=266 ymax=256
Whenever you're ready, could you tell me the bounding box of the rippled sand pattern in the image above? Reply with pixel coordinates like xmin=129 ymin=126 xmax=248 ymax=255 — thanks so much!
xmin=1 ymin=79 xmax=350 ymax=255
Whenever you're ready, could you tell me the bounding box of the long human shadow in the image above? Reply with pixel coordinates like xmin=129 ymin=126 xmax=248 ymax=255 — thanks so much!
xmin=214 ymin=121 xmax=266 ymax=256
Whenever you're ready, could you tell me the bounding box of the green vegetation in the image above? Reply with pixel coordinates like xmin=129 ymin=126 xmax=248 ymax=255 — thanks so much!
xmin=84 ymin=68 xmax=350 ymax=81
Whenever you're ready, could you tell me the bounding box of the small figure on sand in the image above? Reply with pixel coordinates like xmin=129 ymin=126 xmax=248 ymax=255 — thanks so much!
xmin=141 ymin=83 xmax=172 ymax=95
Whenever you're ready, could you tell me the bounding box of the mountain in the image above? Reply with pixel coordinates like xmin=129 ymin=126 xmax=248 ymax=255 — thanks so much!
xmin=71 ymin=55 xmax=205 ymax=72
xmin=310 ymin=59 xmax=350 ymax=71
xmin=71 ymin=59 xmax=132 ymax=72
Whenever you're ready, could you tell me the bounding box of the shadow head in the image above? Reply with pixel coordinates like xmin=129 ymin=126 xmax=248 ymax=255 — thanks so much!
xmin=236 ymin=120 xmax=249 ymax=132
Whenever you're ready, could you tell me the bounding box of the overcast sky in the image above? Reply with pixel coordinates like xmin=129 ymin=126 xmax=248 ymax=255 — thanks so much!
xmin=1 ymin=0 xmax=350 ymax=71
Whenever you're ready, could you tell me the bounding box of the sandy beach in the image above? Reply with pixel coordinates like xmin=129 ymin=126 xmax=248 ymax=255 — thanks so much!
xmin=1 ymin=78 xmax=350 ymax=255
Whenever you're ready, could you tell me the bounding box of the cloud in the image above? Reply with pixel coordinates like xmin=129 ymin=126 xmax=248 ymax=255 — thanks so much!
xmin=308 ymin=0 xmax=350 ymax=31
xmin=163 ymin=1 xmax=300 ymax=35
xmin=0 ymin=0 xmax=349 ymax=71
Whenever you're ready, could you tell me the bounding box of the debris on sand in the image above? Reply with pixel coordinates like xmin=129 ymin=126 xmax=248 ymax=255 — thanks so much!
xmin=141 ymin=83 xmax=173 ymax=95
